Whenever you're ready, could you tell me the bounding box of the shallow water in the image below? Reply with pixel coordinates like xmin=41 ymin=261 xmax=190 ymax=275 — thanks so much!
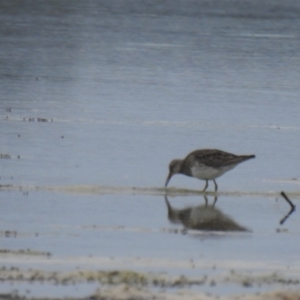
xmin=0 ymin=190 xmax=299 ymax=297
xmin=1 ymin=0 xmax=300 ymax=298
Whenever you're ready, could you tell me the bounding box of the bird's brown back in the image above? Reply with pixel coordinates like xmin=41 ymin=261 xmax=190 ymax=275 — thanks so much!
xmin=183 ymin=149 xmax=255 ymax=169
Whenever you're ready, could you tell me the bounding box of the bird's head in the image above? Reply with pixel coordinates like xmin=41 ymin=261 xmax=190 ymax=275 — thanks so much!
xmin=165 ymin=159 xmax=182 ymax=187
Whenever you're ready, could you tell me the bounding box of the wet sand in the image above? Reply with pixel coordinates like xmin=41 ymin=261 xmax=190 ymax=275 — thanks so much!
xmin=0 ymin=248 xmax=300 ymax=300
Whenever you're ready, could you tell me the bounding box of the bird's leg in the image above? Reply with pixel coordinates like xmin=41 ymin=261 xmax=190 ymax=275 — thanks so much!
xmin=202 ymin=180 xmax=208 ymax=192
xmin=213 ymin=179 xmax=218 ymax=192
xmin=212 ymin=196 xmax=218 ymax=207
xmin=204 ymin=195 xmax=208 ymax=207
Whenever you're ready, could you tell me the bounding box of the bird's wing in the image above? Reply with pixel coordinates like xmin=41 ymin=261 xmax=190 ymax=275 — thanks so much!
xmin=188 ymin=149 xmax=239 ymax=168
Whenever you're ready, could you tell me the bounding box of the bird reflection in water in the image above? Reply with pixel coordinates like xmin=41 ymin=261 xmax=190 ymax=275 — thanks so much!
xmin=165 ymin=195 xmax=248 ymax=232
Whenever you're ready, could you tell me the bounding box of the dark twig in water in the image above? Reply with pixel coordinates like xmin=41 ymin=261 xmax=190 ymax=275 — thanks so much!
xmin=280 ymin=191 xmax=296 ymax=225
xmin=281 ymin=191 xmax=296 ymax=209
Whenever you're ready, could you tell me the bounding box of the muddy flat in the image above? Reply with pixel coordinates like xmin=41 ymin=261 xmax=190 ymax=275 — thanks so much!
xmin=1 ymin=0 xmax=300 ymax=299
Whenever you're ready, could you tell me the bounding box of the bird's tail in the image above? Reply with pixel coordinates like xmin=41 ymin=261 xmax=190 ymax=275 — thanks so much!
xmin=241 ymin=154 xmax=255 ymax=160
xmin=224 ymin=154 xmax=255 ymax=166
xmin=235 ymin=154 xmax=256 ymax=164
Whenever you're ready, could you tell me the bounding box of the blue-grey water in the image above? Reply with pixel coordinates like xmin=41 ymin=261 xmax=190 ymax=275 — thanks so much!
xmin=1 ymin=0 xmax=300 ymax=298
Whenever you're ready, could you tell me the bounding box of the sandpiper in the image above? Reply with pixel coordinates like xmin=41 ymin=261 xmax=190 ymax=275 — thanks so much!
xmin=165 ymin=149 xmax=255 ymax=192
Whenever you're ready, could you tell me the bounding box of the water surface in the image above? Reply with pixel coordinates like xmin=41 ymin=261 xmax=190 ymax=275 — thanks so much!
xmin=1 ymin=0 xmax=300 ymax=298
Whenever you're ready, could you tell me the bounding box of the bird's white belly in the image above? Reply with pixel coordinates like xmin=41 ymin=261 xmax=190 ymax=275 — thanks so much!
xmin=191 ymin=164 xmax=236 ymax=180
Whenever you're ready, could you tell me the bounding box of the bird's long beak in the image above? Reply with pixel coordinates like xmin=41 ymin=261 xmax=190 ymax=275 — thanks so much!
xmin=165 ymin=172 xmax=173 ymax=187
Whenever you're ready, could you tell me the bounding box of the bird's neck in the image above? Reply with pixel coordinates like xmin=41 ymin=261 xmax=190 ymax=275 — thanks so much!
xmin=178 ymin=160 xmax=192 ymax=176
xmin=174 ymin=160 xmax=183 ymax=173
